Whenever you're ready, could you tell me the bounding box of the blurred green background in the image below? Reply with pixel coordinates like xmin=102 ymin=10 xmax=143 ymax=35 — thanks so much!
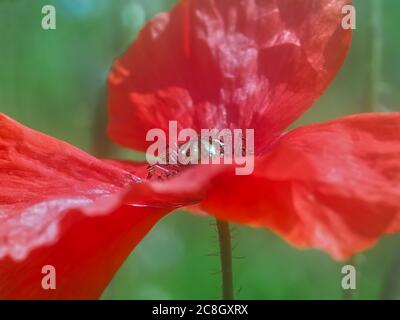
xmin=1 ymin=0 xmax=399 ymax=299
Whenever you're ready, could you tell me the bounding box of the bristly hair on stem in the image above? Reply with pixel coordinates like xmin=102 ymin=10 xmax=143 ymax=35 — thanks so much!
xmin=216 ymin=219 xmax=234 ymax=300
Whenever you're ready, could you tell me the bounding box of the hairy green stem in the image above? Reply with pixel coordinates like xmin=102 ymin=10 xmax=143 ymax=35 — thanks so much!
xmin=216 ymin=219 xmax=234 ymax=300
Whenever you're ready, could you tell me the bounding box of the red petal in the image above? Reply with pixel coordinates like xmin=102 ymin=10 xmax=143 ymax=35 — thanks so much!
xmin=108 ymin=0 xmax=352 ymax=152
xmin=104 ymin=160 xmax=209 ymax=209
xmin=0 ymin=114 xmax=166 ymax=299
xmin=104 ymin=159 xmax=149 ymax=179
xmin=203 ymin=113 xmax=400 ymax=259
xmin=127 ymin=113 xmax=400 ymax=260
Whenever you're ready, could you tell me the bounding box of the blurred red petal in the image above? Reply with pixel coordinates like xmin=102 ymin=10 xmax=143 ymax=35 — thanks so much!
xmin=0 ymin=114 xmax=167 ymax=299
xmin=128 ymin=113 xmax=400 ymax=259
xmin=108 ymin=0 xmax=352 ymax=152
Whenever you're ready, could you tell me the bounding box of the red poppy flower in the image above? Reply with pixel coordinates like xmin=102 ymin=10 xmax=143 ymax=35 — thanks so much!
xmin=1 ymin=0 xmax=400 ymax=300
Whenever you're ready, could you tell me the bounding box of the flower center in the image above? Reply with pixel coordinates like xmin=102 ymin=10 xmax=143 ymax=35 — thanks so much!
xmin=146 ymin=136 xmax=226 ymax=181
